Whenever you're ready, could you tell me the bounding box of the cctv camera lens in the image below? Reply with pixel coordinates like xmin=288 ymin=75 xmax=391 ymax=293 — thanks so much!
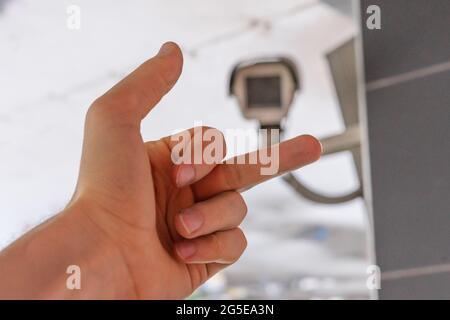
xmin=246 ymin=76 xmax=281 ymax=108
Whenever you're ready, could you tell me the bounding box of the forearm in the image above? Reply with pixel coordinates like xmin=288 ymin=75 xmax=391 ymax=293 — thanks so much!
xmin=0 ymin=202 xmax=134 ymax=299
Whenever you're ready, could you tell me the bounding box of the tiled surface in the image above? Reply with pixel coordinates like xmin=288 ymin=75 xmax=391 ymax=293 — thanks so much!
xmin=361 ymin=0 xmax=450 ymax=299
xmin=361 ymin=0 xmax=450 ymax=83
xmin=366 ymin=70 xmax=450 ymax=272
xmin=381 ymin=273 xmax=450 ymax=300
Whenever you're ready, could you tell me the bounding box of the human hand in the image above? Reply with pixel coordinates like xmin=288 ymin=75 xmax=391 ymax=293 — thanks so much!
xmin=0 ymin=42 xmax=321 ymax=299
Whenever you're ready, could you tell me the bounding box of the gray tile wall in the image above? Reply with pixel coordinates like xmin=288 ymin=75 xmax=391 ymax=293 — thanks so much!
xmin=362 ymin=0 xmax=450 ymax=82
xmin=360 ymin=0 xmax=450 ymax=299
xmin=381 ymin=272 xmax=450 ymax=300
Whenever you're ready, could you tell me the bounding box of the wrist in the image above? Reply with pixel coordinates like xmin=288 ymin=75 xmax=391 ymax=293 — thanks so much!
xmin=0 ymin=199 xmax=136 ymax=299
xmin=60 ymin=199 xmax=137 ymax=299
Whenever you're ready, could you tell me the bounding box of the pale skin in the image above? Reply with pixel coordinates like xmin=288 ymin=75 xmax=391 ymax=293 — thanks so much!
xmin=0 ymin=42 xmax=321 ymax=299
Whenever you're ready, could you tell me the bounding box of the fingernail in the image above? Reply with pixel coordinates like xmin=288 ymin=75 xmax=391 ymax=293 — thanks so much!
xmin=175 ymin=241 xmax=196 ymax=259
xmin=179 ymin=208 xmax=203 ymax=234
xmin=158 ymin=42 xmax=174 ymax=56
xmin=319 ymin=140 xmax=324 ymax=154
xmin=176 ymin=165 xmax=195 ymax=187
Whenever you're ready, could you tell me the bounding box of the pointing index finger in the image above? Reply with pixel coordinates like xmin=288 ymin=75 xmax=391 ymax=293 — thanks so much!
xmin=192 ymin=135 xmax=322 ymax=200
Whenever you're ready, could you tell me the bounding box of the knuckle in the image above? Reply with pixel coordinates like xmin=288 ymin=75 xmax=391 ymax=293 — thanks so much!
xmin=221 ymin=165 xmax=242 ymax=190
xmin=86 ymin=99 xmax=105 ymax=120
xmin=216 ymin=166 xmax=230 ymax=190
xmin=230 ymin=166 xmax=244 ymax=186
xmin=226 ymin=191 xmax=247 ymax=223
xmin=152 ymin=59 xmax=175 ymax=92
xmin=87 ymin=100 xmax=114 ymax=124
xmin=199 ymin=127 xmax=227 ymax=157
xmin=152 ymin=73 xmax=170 ymax=97
xmin=237 ymin=228 xmax=248 ymax=252
xmin=87 ymin=98 xmax=137 ymax=125
xmin=229 ymin=229 xmax=247 ymax=263
xmin=233 ymin=192 xmax=248 ymax=218
xmin=210 ymin=233 xmax=223 ymax=255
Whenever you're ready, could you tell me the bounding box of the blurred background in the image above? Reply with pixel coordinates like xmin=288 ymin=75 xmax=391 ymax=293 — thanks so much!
xmin=0 ymin=0 xmax=372 ymax=299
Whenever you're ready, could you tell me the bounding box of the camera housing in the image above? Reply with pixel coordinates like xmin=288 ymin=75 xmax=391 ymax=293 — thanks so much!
xmin=229 ymin=57 xmax=300 ymax=125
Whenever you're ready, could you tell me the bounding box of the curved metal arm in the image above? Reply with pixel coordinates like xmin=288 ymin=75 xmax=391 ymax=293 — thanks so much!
xmin=282 ymin=172 xmax=362 ymax=205
xmin=320 ymin=125 xmax=360 ymax=156
xmin=283 ymin=125 xmax=362 ymax=204
xmin=261 ymin=124 xmax=363 ymax=204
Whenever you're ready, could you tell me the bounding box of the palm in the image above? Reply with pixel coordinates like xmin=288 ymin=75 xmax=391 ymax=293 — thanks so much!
xmin=89 ymin=136 xmax=213 ymax=298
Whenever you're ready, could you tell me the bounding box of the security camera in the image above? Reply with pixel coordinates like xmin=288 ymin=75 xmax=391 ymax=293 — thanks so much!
xmin=229 ymin=57 xmax=300 ymax=126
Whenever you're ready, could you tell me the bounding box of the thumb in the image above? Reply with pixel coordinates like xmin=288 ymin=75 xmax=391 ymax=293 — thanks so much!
xmin=75 ymin=42 xmax=182 ymax=207
xmin=89 ymin=42 xmax=183 ymax=125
